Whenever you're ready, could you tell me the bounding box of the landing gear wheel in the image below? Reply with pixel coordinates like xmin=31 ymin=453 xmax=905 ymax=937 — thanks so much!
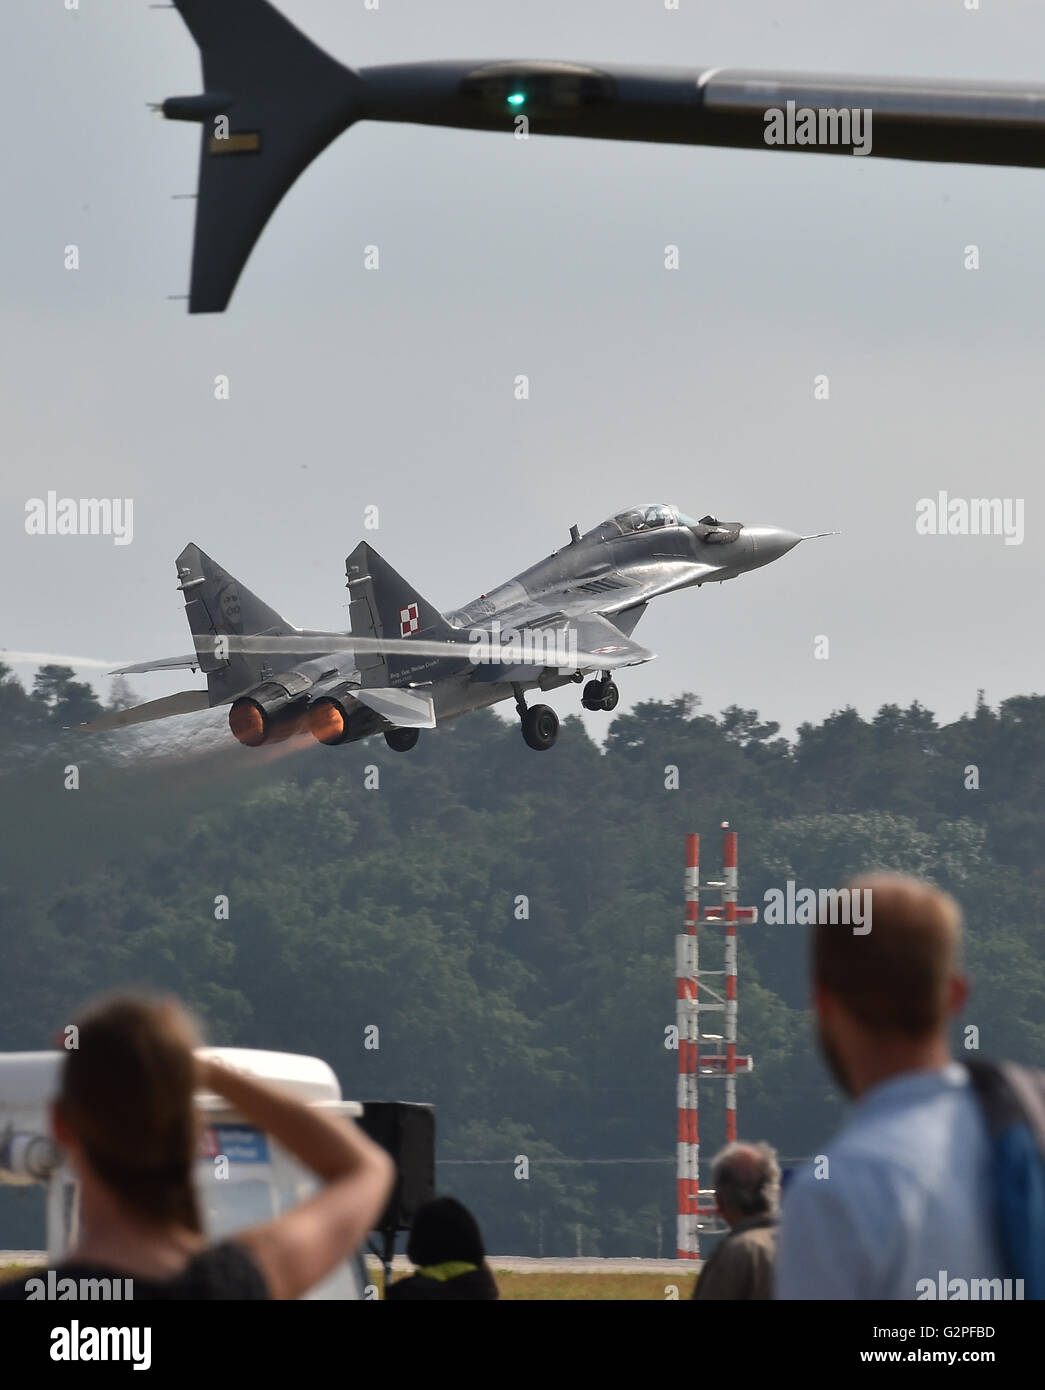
xmin=582 ymin=679 xmax=620 ymax=712
xmin=384 ymin=727 xmax=420 ymax=753
xmin=581 ymin=680 xmax=604 ymax=711
xmin=521 ymin=704 xmax=559 ymax=751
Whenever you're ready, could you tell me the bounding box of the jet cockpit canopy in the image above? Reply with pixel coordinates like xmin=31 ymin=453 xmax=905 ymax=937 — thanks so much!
xmin=607 ymin=503 xmax=701 ymax=534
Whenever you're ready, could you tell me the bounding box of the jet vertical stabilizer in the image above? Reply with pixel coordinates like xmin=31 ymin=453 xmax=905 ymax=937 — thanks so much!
xmin=345 ymin=542 xmax=457 ymax=688
xmin=176 ymin=542 xmax=300 ymax=705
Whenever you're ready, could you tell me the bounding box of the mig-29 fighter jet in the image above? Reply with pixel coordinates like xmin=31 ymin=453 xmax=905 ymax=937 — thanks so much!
xmin=82 ymin=506 xmax=829 ymax=752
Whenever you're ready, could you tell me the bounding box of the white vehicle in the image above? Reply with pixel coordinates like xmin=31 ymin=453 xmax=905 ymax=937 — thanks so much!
xmin=0 ymin=1047 xmax=370 ymax=1299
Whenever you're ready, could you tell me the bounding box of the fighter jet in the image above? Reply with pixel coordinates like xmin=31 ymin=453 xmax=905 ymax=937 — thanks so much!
xmin=81 ymin=506 xmax=828 ymax=752
xmin=158 ymin=0 xmax=1045 ymax=312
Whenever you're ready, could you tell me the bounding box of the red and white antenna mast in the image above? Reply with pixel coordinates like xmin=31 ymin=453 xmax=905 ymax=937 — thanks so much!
xmin=675 ymin=825 xmax=758 ymax=1260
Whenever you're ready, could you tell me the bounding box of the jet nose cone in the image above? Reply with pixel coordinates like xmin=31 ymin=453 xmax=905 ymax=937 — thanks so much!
xmin=747 ymin=527 xmax=803 ymax=563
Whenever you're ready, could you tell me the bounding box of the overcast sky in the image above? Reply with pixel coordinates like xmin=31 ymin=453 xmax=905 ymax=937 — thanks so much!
xmin=4 ymin=0 xmax=1045 ymax=742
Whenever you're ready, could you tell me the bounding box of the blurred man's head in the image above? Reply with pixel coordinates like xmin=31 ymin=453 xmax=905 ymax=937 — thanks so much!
xmin=712 ymin=1142 xmax=780 ymax=1228
xmin=812 ymin=874 xmax=967 ymax=1098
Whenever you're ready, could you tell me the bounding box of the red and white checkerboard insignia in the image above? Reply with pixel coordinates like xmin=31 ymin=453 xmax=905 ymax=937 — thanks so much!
xmin=399 ymin=602 xmax=420 ymax=636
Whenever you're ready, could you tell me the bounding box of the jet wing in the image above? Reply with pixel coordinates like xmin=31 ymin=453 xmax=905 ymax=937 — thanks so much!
xmin=110 ymin=653 xmax=200 ymax=675
xmin=567 ymin=614 xmax=655 ymax=667
xmin=353 ymin=685 xmax=436 ymax=729
xmin=77 ymin=691 xmax=211 ymax=732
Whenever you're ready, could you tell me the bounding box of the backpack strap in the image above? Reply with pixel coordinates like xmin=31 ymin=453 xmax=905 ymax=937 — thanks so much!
xmin=966 ymin=1057 xmax=1045 ymax=1150
xmin=965 ymin=1057 xmax=1045 ymax=1298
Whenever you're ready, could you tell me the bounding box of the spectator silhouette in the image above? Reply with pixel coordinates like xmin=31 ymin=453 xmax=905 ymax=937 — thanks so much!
xmin=387 ymin=1196 xmax=498 ymax=1300
xmin=692 ymin=1142 xmax=779 ymax=1300
xmin=776 ymin=876 xmax=1006 ymax=1299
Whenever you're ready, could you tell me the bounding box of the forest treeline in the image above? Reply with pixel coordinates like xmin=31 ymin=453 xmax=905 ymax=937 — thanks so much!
xmin=1 ymin=663 xmax=1043 ymax=1254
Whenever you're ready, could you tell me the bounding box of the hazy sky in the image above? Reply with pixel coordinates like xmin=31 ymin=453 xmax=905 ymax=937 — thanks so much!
xmin=4 ymin=0 xmax=1045 ymax=742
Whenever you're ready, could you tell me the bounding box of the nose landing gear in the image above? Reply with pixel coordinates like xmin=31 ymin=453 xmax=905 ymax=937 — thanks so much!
xmin=581 ymin=678 xmax=619 ymax=712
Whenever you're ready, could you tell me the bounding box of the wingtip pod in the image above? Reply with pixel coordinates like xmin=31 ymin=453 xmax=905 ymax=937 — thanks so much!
xmin=167 ymin=0 xmax=367 ymax=312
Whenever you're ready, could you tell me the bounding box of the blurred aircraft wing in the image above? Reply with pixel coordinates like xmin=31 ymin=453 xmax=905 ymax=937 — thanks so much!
xmin=111 ymin=653 xmax=200 ymax=675
xmin=77 ymin=691 xmax=211 ymax=732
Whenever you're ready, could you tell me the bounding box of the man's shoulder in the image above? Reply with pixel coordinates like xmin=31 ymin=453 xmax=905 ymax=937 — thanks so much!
xmin=783 ymin=1144 xmax=922 ymax=1219
xmin=694 ymin=1220 xmax=778 ymax=1300
xmin=783 ymin=1080 xmax=993 ymax=1236
xmin=800 ymin=1074 xmax=985 ymax=1180
xmin=728 ymin=1218 xmax=779 ymax=1253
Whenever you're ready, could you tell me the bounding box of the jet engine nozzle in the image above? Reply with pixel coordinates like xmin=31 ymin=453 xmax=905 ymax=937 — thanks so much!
xmin=229 ymin=699 xmax=268 ymax=746
xmin=308 ymin=699 xmax=349 ymax=746
xmin=228 ymin=696 xmax=307 ymax=747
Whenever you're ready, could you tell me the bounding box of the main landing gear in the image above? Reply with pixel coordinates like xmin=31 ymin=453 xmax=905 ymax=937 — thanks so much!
xmin=513 ymin=684 xmax=559 ymax=751
xmin=384 ymin=727 xmax=420 ymax=752
xmin=582 ymin=678 xmax=619 ymax=712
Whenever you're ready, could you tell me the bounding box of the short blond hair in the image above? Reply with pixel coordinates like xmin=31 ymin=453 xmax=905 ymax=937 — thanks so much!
xmin=812 ymin=875 xmax=962 ymax=1037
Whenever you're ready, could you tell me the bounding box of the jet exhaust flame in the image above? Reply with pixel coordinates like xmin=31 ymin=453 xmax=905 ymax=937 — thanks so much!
xmin=308 ymin=700 xmax=347 ymax=746
xmin=228 ymin=699 xmax=267 ymax=747
xmin=228 ymin=697 xmax=310 ymax=747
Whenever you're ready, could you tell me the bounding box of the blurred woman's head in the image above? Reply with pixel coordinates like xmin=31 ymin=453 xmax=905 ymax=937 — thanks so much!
xmin=53 ymin=994 xmax=203 ymax=1233
xmin=406 ymin=1196 xmax=486 ymax=1268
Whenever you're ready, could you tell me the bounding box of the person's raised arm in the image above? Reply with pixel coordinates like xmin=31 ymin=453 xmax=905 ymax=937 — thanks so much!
xmin=197 ymin=1056 xmax=394 ymax=1300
